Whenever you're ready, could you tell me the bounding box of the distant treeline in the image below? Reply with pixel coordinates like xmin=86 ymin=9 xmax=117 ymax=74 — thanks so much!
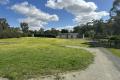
xmin=0 ymin=18 xmax=71 ymax=38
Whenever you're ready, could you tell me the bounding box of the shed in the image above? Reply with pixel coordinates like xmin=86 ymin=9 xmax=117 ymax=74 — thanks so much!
xmin=57 ymin=33 xmax=79 ymax=39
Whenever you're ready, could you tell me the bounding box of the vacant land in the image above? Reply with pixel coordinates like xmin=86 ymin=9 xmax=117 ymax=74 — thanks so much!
xmin=109 ymin=48 xmax=120 ymax=57
xmin=0 ymin=38 xmax=93 ymax=80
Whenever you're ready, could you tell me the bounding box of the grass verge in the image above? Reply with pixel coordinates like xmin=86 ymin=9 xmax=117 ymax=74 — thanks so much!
xmin=109 ymin=48 xmax=120 ymax=57
xmin=0 ymin=37 xmax=93 ymax=80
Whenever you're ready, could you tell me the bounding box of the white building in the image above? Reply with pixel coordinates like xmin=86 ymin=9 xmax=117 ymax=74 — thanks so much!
xmin=57 ymin=33 xmax=79 ymax=39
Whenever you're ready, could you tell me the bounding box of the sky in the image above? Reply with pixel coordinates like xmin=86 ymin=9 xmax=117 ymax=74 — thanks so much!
xmin=0 ymin=0 xmax=113 ymax=30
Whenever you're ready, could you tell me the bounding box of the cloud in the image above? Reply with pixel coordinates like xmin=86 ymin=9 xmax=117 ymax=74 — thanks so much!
xmin=56 ymin=25 xmax=74 ymax=31
xmin=11 ymin=1 xmax=59 ymax=30
xmin=46 ymin=0 xmax=109 ymax=25
xmin=0 ymin=0 xmax=9 ymax=5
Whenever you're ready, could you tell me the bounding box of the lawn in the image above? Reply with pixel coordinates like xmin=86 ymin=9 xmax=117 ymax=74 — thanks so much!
xmin=0 ymin=37 xmax=93 ymax=80
xmin=109 ymin=48 xmax=120 ymax=57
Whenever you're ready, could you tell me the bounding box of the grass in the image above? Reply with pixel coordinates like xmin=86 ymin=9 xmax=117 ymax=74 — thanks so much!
xmin=0 ymin=37 xmax=93 ymax=80
xmin=109 ymin=48 xmax=120 ymax=57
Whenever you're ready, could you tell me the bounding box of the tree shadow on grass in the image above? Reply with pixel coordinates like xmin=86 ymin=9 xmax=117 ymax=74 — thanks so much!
xmin=82 ymin=40 xmax=120 ymax=49
xmin=82 ymin=41 xmax=102 ymax=48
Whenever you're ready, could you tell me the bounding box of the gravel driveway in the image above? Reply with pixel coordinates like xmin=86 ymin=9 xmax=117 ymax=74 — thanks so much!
xmin=30 ymin=46 xmax=120 ymax=80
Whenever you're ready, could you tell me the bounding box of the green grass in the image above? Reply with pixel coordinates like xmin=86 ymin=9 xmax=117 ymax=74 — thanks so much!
xmin=109 ymin=48 xmax=120 ymax=57
xmin=0 ymin=37 xmax=93 ymax=80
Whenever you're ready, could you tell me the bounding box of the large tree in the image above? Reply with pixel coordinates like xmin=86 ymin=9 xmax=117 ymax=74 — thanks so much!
xmin=20 ymin=22 xmax=29 ymax=33
xmin=0 ymin=18 xmax=9 ymax=32
xmin=50 ymin=28 xmax=60 ymax=36
xmin=110 ymin=0 xmax=120 ymax=35
xmin=61 ymin=29 xmax=69 ymax=33
xmin=92 ymin=19 xmax=105 ymax=35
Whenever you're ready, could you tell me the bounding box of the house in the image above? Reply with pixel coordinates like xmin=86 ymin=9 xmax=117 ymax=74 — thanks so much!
xmin=57 ymin=33 xmax=79 ymax=39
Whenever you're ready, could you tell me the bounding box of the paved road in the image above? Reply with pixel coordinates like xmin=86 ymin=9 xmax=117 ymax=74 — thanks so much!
xmin=30 ymin=46 xmax=120 ymax=80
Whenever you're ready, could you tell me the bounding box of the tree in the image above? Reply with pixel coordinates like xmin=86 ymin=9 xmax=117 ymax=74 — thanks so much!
xmin=110 ymin=0 xmax=120 ymax=35
xmin=20 ymin=22 xmax=29 ymax=33
xmin=105 ymin=20 xmax=114 ymax=36
xmin=50 ymin=28 xmax=60 ymax=36
xmin=93 ymin=19 xmax=105 ymax=35
xmin=61 ymin=29 xmax=69 ymax=33
xmin=110 ymin=0 xmax=120 ymax=17
xmin=38 ymin=28 xmax=44 ymax=35
xmin=0 ymin=18 xmax=9 ymax=32
xmin=73 ymin=22 xmax=95 ymax=38
xmin=73 ymin=26 xmax=81 ymax=33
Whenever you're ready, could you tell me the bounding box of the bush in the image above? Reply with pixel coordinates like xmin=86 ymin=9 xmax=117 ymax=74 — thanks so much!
xmin=109 ymin=36 xmax=120 ymax=40
xmin=94 ymin=35 xmax=108 ymax=39
xmin=0 ymin=30 xmax=22 ymax=39
xmin=108 ymin=36 xmax=120 ymax=48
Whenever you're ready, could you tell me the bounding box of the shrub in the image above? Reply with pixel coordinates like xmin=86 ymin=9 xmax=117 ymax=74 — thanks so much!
xmin=94 ymin=35 xmax=108 ymax=39
xmin=108 ymin=36 xmax=120 ymax=48
xmin=109 ymin=36 xmax=120 ymax=41
xmin=0 ymin=30 xmax=22 ymax=39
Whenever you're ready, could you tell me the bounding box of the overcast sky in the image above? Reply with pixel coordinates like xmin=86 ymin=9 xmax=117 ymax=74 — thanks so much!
xmin=0 ymin=0 xmax=113 ymax=30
